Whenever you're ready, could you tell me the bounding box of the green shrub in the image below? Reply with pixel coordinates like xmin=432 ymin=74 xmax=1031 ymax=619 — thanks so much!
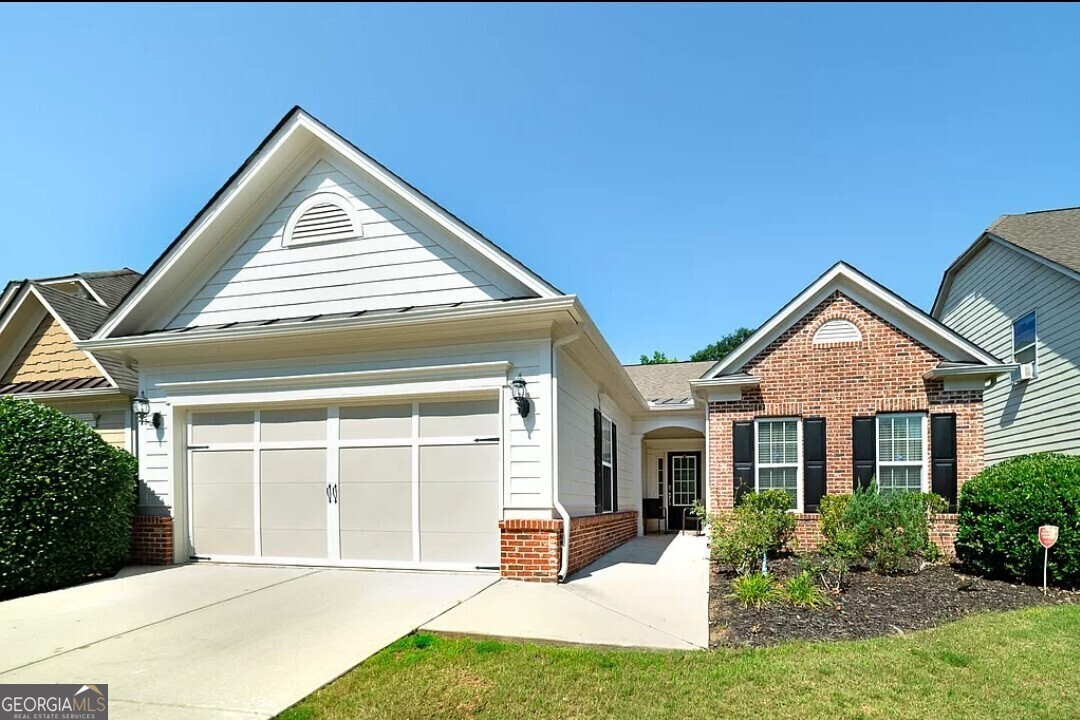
xmin=0 ymin=397 xmax=136 ymax=598
xmin=844 ymin=484 xmax=946 ymax=574
xmin=710 ymin=490 xmax=797 ymax=574
xmin=817 ymin=493 xmax=858 ymax=590
xmin=956 ymin=453 xmax=1080 ymax=587
xmin=782 ymin=570 xmax=830 ymax=608
xmin=727 ymin=572 xmax=780 ymax=608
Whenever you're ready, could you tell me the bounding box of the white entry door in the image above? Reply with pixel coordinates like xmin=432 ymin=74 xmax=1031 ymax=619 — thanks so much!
xmin=187 ymin=398 xmax=500 ymax=569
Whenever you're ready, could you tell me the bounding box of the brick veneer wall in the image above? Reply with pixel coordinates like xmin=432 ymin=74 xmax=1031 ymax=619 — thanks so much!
xmin=499 ymin=519 xmax=562 ymax=582
xmin=790 ymin=513 xmax=958 ymax=557
xmin=130 ymin=515 xmax=174 ymax=565
xmin=499 ymin=511 xmax=639 ymax=582
xmin=709 ymin=292 xmax=983 ymax=548
xmin=566 ymin=511 xmax=639 ymax=576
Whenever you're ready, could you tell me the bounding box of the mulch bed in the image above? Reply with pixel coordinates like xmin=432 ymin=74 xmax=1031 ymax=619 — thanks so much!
xmin=710 ymin=556 xmax=1078 ymax=647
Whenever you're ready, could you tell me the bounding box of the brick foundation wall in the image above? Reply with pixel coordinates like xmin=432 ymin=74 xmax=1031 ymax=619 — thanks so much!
xmin=707 ymin=292 xmax=983 ymax=552
xmin=499 ymin=519 xmax=562 ymax=582
xmin=566 ymin=511 xmax=639 ymax=576
xmin=130 ymin=515 xmax=174 ymax=565
xmin=789 ymin=513 xmax=958 ymax=557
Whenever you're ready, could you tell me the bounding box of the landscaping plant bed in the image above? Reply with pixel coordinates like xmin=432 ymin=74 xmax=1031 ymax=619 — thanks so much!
xmin=711 ymin=556 xmax=1077 ymax=647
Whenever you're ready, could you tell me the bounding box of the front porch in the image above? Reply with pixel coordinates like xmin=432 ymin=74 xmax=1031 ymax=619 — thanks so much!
xmin=635 ymin=420 xmax=707 ymax=535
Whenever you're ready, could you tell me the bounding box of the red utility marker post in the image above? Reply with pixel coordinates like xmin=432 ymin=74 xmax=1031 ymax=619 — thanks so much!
xmin=1039 ymin=525 xmax=1059 ymax=595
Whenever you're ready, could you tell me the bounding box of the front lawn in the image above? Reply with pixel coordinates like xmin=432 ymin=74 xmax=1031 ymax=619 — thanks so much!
xmin=278 ymin=605 xmax=1080 ymax=720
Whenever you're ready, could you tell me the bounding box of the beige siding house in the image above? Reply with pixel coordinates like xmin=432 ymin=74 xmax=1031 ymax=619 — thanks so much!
xmin=0 ymin=270 xmax=140 ymax=450
xmin=934 ymin=209 xmax=1080 ymax=462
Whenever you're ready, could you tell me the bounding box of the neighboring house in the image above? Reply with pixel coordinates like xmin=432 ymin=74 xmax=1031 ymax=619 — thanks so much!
xmin=933 ymin=208 xmax=1080 ymax=462
xmin=63 ymin=107 xmax=1011 ymax=580
xmin=0 ymin=270 xmax=141 ymax=449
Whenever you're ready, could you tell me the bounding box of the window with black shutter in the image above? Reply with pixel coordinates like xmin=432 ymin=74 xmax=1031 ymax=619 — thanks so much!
xmin=732 ymin=421 xmax=754 ymax=506
xmin=594 ymin=409 xmax=615 ymax=513
xmin=852 ymin=416 xmax=876 ymax=491
xmin=803 ymin=417 xmax=826 ymax=512
xmin=931 ymin=413 xmax=958 ymax=510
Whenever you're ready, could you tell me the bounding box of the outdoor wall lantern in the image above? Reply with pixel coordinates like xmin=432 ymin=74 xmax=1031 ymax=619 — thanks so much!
xmin=510 ymin=375 xmax=531 ymax=419
xmin=133 ymin=393 xmax=163 ymax=430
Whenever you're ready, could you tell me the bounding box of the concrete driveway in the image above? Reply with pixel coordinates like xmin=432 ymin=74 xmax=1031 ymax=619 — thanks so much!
xmin=0 ymin=564 xmax=495 ymax=720
xmin=424 ymin=533 xmax=709 ymax=649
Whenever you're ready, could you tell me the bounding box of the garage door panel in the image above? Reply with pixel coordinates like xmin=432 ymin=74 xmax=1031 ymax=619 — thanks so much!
xmin=340 ymin=531 xmax=413 ymax=561
xmin=419 ymin=400 xmax=499 ymax=437
xmin=261 ymin=529 xmax=327 ymax=559
xmin=420 ymin=444 xmax=499 ymax=483
xmin=420 ymin=532 xmax=499 ymax=565
xmin=339 ymin=482 xmax=412 ymax=533
xmin=420 ymin=482 xmax=498 ymax=533
xmin=192 ymin=528 xmax=254 ymax=557
xmin=191 ymin=412 xmax=254 ymax=444
xmin=260 ymin=408 xmax=327 ymax=443
xmin=340 ymin=447 xmax=410 ymax=483
xmin=260 ymin=449 xmax=327 ymax=559
xmin=339 ymin=404 xmax=412 ymax=440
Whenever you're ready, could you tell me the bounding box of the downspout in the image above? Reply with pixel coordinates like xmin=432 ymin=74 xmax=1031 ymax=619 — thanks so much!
xmin=551 ymin=324 xmax=584 ymax=582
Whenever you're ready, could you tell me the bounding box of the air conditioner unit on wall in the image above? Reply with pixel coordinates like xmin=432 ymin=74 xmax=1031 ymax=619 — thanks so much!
xmin=1017 ymin=363 xmax=1035 ymax=381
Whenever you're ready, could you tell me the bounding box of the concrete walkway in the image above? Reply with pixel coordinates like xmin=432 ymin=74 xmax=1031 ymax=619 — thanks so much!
xmin=0 ymin=564 xmax=495 ymax=720
xmin=423 ymin=533 xmax=709 ymax=650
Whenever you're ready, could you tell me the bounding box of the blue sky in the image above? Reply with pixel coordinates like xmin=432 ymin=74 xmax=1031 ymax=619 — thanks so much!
xmin=3 ymin=4 xmax=1079 ymax=362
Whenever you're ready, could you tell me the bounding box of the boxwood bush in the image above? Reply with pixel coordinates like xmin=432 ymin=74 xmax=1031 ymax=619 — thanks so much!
xmin=956 ymin=453 xmax=1080 ymax=587
xmin=0 ymin=397 xmax=136 ymax=599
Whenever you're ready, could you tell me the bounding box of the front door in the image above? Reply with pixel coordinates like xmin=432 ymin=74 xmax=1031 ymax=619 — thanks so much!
xmin=667 ymin=451 xmax=702 ymax=532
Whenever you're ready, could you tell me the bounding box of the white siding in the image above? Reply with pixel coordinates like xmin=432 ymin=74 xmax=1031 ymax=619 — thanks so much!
xmin=167 ymin=159 xmax=514 ymax=328
xmin=556 ymin=351 xmax=634 ymax=516
xmin=137 ymin=338 xmax=552 ymax=517
xmin=939 ymin=240 xmax=1080 ymax=461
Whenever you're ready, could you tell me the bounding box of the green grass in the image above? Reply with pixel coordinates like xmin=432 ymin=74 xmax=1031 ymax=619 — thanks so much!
xmin=277 ymin=606 xmax=1080 ymax=720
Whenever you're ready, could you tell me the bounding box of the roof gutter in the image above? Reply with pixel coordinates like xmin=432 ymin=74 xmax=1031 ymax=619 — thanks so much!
xmin=6 ymin=387 xmax=123 ymax=401
xmin=78 ymin=296 xmax=578 ymax=353
xmin=922 ymin=363 xmax=1017 ymax=380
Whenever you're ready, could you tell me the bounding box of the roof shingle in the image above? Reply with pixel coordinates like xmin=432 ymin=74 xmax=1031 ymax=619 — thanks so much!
xmin=622 ymin=361 xmax=713 ymax=404
xmin=988 ymin=208 xmax=1080 ymax=275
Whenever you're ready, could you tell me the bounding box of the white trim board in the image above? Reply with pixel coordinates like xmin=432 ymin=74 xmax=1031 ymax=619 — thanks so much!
xmin=702 ymin=262 xmax=1002 ymax=379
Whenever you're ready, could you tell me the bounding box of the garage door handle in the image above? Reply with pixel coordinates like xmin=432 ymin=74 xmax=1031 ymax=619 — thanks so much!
xmin=332 ymin=484 xmax=339 ymax=504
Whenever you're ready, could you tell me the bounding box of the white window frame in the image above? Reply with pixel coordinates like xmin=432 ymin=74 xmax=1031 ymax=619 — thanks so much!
xmin=754 ymin=417 xmax=803 ymax=512
xmin=1011 ymin=310 xmax=1038 ymax=379
xmin=875 ymin=413 xmax=928 ymax=494
xmin=600 ymin=413 xmax=615 ymax=514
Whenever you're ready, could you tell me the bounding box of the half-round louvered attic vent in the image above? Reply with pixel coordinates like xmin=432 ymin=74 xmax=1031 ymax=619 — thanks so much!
xmin=282 ymin=192 xmax=363 ymax=248
xmin=813 ymin=318 xmax=862 ymax=344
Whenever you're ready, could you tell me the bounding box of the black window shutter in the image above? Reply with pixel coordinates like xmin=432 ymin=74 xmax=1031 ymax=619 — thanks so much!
xmin=611 ymin=422 xmax=618 ymax=512
xmin=593 ymin=408 xmax=603 ymax=514
xmin=732 ymin=421 xmax=754 ymax=506
xmin=852 ymin=416 xmax=876 ymax=491
xmin=803 ymin=417 xmax=827 ymax=512
xmin=931 ymin=413 xmax=958 ymax=511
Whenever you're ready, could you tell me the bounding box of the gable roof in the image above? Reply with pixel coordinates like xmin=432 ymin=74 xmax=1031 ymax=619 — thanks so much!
xmin=932 ymin=207 xmax=1080 ymax=317
xmin=94 ymin=106 xmax=563 ymax=340
xmin=702 ymin=262 xmax=1003 ymax=379
xmin=623 ymin=361 xmax=713 ymax=404
xmin=0 ymin=270 xmax=142 ymax=395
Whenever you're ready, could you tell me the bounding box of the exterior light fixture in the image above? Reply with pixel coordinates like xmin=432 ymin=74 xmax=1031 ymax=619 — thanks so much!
xmin=133 ymin=393 xmax=163 ymax=430
xmin=510 ymin=375 xmax=531 ymax=418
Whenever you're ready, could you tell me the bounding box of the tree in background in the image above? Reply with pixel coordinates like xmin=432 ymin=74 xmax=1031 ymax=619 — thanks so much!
xmin=638 ymin=350 xmax=677 ymax=365
xmin=637 ymin=327 xmax=756 ymax=365
xmin=689 ymin=327 xmax=755 ymax=362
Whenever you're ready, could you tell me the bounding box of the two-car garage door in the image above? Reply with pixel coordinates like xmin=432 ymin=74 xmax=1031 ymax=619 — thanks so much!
xmin=187 ymin=398 xmax=500 ymax=569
